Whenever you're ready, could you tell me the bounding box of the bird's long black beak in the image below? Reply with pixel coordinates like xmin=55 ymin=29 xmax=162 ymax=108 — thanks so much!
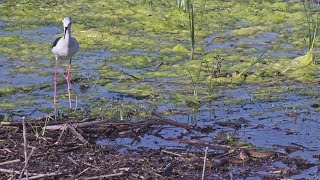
xmin=64 ymin=27 xmax=68 ymax=38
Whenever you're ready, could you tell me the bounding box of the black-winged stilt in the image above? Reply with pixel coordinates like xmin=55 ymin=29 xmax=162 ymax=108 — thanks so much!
xmin=52 ymin=17 xmax=79 ymax=114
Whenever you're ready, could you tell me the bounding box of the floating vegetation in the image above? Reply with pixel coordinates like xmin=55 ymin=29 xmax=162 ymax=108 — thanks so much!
xmin=1 ymin=1 xmax=320 ymax=179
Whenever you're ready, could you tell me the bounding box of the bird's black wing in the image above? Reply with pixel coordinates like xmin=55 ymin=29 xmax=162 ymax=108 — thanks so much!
xmin=52 ymin=37 xmax=62 ymax=48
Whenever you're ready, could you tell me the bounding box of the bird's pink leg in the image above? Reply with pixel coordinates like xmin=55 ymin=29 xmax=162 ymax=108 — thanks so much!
xmin=54 ymin=57 xmax=58 ymax=115
xmin=66 ymin=59 xmax=72 ymax=108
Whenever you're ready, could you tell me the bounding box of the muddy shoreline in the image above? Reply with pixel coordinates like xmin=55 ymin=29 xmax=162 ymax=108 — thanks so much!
xmin=0 ymin=114 xmax=317 ymax=179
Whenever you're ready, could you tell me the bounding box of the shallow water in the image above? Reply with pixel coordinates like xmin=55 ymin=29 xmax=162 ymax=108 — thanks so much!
xmin=1 ymin=17 xmax=320 ymax=178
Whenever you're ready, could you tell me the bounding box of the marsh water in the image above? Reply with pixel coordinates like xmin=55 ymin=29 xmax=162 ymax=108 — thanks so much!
xmin=1 ymin=0 xmax=320 ymax=178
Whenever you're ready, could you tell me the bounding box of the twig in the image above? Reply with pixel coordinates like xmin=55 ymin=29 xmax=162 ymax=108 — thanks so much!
xmin=161 ymin=150 xmax=182 ymax=157
xmin=67 ymin=124 xmax=89 ymax=144
xmin=84 ymin=172 xmax=124 ymax=180
xmin=202 ymin=147 xmax=208 ymax=180
xmin=67 ymin=156 xmax=79 ymax=166
xmin=45 ymin=120 xmax=110 ymax=130
xmin=54 ymin=123 xmax=68 ymax=144
xmin=83 ymin=162 xmax=100 ymax=170
xmin=20 ymin=172 xmax=63 ymax=180
xmin=20 ymin=117 xmax=28 ymax=180
xmin=75 ymin=167 xmax=90 ymax=177
xmin=0 ymin=168 xmax=35 ymax=176
xmin=41 ymin=115 xmax=52 ymax=136
xmin=46 ymin=120 xmax=138 ymax=130
xmin=153 ymin=117 xmax=199 ymax=130
xmin=229 ymin=171 xmax=233 ymax=180
xmin=0 ymin=168 xmax=27 ymax=174
xmin=0 ymin=159 xmax=20 ymax=166
xmin=19 ymin=147 xmax=36 ymax=180
xmin=2 ymin=148 xmax=13 ymax=153
xmin=74 ymin=95 xmax=78 ymax=112
xmin=291 ymin=142 xmax=307 ymax=149
xmin=214 ymin=149 xmax=235 ymax=159
xmin=36 ymin=113 xmax=55 ymax=121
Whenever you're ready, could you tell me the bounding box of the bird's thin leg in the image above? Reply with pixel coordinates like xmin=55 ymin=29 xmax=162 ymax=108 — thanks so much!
xmin=54 ymin=56 xmax=58 ymax=117
xmin=66 ymin=58 xmax=72 ymax=108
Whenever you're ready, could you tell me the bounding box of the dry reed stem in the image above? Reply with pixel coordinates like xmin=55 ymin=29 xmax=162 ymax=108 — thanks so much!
xmin=19 ymin=117 xmax=28 ymax=180
xmin=201 ymin=147 xmax=208 ymax=180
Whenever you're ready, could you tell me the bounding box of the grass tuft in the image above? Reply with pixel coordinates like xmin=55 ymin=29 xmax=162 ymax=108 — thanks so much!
xmin=303 ymin=1 xmax=320 ymax=64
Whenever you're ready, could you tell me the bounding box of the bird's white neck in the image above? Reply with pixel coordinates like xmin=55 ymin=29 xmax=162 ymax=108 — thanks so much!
xmin=64 ymin=27 xmax=71 ymax=40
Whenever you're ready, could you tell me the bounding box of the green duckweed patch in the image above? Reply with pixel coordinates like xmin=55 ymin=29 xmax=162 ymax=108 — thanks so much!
xmin=83 ymin=98 xmax=157 ymax=120
xmin=231 ymin=26 xmax=269 ymax=37
xmin=0 ymin=87 xmax=16 ymax=95
xmin=0 ymin=102 xmax=16 ymax=110
xmin=0 ymin=0 xmax=320 ymax=123
xmin=106 ymin=83 xmax=157 ymax=99
xmin=0 ymin=36 xmax=50 ymax=62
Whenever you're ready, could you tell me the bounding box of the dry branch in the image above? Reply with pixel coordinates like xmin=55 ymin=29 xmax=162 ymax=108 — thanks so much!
xmin=44 ymin=120 xmax=134 ymax=130
xmin=0 ymin=168 xmax=36 ymax=176
xmin=20 ymin=172 xmax=63 ymax=180
xmin=67 ymin=124 xmax=89 ymax=144
xmin=161 ymin=150 xmax=182 ymax=157
xmin=55 ymin=123 xmax=68 ymax=144
xmin=19 ymin=147 xmax=36 ymax=179
xmin=152 ymin=117 xmax=200 ymax=130
xmin=0 ymin=159 xmax=20 ymax=166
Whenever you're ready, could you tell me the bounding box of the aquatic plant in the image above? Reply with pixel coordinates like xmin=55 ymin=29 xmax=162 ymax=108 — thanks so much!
xmin=286 ymin=1 xmax=320 ymax=70
xmin=176 ymin=0 xmax=188 ymax=11
xmin=303 ymin=0 xmax=320 ymax=64
xmin=187 ymin=0 xmax=195 ymax=61
xmin=178 ymin=0 xmax=201 ymax=96
xmin=280 ymin=1 xmax=320 ymax=80
xmin=232 ymin=51 xmax=266 ymax=84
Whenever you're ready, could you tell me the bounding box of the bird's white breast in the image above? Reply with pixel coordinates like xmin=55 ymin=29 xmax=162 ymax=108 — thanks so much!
xmin=52 ymin=37 xmax=79 ymax=60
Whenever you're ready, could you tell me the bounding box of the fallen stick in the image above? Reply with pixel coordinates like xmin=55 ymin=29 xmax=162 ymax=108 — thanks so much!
xmin=165 ymin=138 xmax=229 ymax=150
xmin=19 ymin=147 xmax=36 ymax=180
xmin=214 ymin=149 xmax=235 ymax=159
xmin=0 ymin=168 xmax=37 ymax=175
xmin=0 ymin=159 xmax=20 ymax=166
xmin=1 ymin=116 xmax=57 ymax=127
xmin=34 ymin=113 xmax=55 ymax=121
xmin=153 ymin=117 xmax=198 ymax=130
xmin=75 ymin=167 xmax=90 ymax=177
xmin=20 ymin=172 xmax=63 ymax=180
xmin=67 ymin=124 xmax=89 ymax=144
xmin=161 ymin=150 xmax=182 ymax=157
xmin=44 ymin=120 xmax=134 ymax=130
xmin=83 ymin=162 xmax=100 ymax=170
xmin=0 ymin=121 xmax=22 ymax=127
xmin=54 ymin=123 xmax=68 ymax=144
xmin=67 ymin=156 xmax=79 ymax=166
xmin=0 ymin=168 xmax=23 ymax=174
xmin=84 ymin=172 xmax=124 ymax=180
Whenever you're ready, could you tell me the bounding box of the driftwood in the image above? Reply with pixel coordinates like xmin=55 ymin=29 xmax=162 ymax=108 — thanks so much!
xmin=45 ymin=120 xmax=135 ymax=130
